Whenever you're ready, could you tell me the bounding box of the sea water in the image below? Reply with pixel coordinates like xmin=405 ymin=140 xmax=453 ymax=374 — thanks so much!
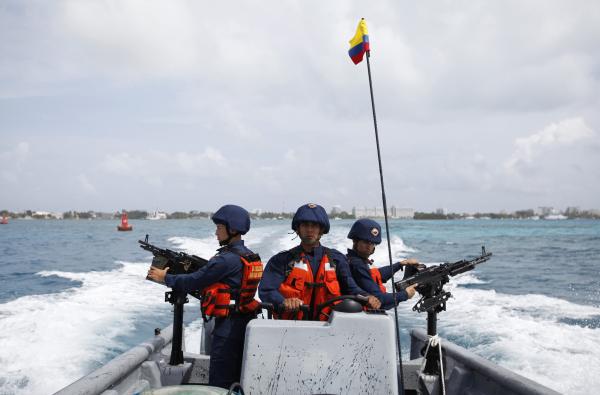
xmin=0 ymin=219 xmax=598 ymax=394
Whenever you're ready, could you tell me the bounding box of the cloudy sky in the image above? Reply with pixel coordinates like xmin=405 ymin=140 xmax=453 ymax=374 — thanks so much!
xmin=1 ymin=1 xmax=599 ymax=213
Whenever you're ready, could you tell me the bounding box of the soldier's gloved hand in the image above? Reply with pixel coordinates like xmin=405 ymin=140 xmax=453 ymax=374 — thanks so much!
xmin=283 ymin=297 xmax=303 ymax=311
xmin=405 ymin=284 xmax=418 ymax=299
xmin=366 ymin=295 xmax=381 ymax=309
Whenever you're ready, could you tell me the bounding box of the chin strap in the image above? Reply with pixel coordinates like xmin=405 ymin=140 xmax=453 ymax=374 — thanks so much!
xmin=220 ymin=230 xmax=240 ymax=246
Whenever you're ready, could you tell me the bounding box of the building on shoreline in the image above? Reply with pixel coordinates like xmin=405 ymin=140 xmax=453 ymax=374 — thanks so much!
xmin=352 ymin=206 xmax=414 ymax=219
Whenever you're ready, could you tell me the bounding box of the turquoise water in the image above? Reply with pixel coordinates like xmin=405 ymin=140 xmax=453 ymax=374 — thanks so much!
xmin=0 ymin=219 xmax=599 ymax=394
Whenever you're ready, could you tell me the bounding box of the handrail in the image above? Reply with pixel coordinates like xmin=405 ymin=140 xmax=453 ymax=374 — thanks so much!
xmin=54 ymin=325 xmax=173 ymax=395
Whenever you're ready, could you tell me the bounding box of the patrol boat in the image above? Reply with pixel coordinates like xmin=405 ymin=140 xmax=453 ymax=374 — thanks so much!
xmin=54 ymin=253 xmax=560 ymax=395
xmin=54 ymin=305 xmax=559 ymax=395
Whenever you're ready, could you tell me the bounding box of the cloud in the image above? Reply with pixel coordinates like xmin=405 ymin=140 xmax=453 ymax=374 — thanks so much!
xmin=101 ymin=152 xmax=144 ymax=175
xmin=2 ymin=2 xmax=600 ymax=212
xmin=101 ymin=147 xmax=228 ymax=181
xmin=284 ymin=149 xmax=297 ymax=162
xmin=77 ymin=174 xmax=97 ymax=194
xmin=0 ymin=142 xmax=30 ymax=183
xmin=175 ymin=147 xmax=227 ymax=173
xmin=505 ymin=117 xmax=595 ymax=172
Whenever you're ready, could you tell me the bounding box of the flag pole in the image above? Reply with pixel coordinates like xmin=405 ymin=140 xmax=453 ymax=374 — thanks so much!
xmin=365 ymin=48 xmax=405 ymax=393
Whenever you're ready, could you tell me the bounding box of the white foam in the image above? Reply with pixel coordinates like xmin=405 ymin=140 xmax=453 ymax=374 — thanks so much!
xmin=438 ymin=282 xmax=600 ymax=394
xmin=183 ymin=318 xmax=204 ymax=354
xmin=168 ymin=235 xmax=220 ymax=259
xmin=0 ymin=261 xmax=170 ymax=395
xmin=450 ymin=272 xmax=489 ymax=285
xmin=325 ymin=225 xmax=417 ymax=262
xmin=167 ymin=224 xmax=284 ymax=258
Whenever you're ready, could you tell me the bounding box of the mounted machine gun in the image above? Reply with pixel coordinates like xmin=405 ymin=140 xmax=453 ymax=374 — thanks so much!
xmin=394 ymin=246 xmax=492 ymax=394
xmin=139 ymin=234 xmax=209 ymax=365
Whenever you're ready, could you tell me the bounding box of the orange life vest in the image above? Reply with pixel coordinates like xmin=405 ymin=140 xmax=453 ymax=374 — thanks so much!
xmin=370 ymin=267 xmax=387 ymax=294
xmin=277 ymin=247 xmax=341 ymax=321
xmin=201 ymin=252 xmax=263 ymax=319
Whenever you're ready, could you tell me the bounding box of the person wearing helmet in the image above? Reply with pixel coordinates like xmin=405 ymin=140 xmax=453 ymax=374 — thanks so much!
xmin=147 ymin=204 xmax=262 ymax=389
xmin=259 ymin=203 xmax=381 ymax=320
xmin=346 ymin=218 xmax=420 ymax=309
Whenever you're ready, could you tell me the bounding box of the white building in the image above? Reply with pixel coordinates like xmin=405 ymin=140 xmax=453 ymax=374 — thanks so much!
xmin=391 ymin=207 xmax=415 ymax=219
xmin=352 ymin=206 xmax=414 ymax=219
xmin=536 ymin=206 xmax=554 ymax=216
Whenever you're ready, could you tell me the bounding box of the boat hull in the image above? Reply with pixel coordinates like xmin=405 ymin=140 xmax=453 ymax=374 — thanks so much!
xmin=54 ymin=312 xmax=561 ymax=395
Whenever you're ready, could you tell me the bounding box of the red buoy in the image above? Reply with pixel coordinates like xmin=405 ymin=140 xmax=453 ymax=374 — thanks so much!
xmin=117 ymin=212 xmax=133 ymax=231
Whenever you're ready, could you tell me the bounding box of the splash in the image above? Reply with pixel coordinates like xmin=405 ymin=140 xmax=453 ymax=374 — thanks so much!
xmin=0 ymin=261 xmax=170 ymax=395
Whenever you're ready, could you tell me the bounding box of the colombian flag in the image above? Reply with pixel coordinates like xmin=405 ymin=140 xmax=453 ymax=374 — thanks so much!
xmin=348 ymin=18 xmax=370 ymax=64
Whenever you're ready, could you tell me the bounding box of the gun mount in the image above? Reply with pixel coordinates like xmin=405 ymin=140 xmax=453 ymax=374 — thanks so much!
xmin=395 ymin=246 xmax=492 ymax=385
xmin=395 ymin=246 xmax=492 ymax=316
xmin=139 ymin=234 xmax=209 ymax=365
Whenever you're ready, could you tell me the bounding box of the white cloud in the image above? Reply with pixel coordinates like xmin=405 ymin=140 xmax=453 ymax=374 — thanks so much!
xmin=102 ymin=147 xmax=227 ymax=182
xmin=77 ymin=174 xmax=97 ymax=194
xmin=284 ymin=149 xmax=297 ymax=162
xmin=505 ymin=117 xmax=595 ymax=172
xmin=175 ymin=147 xmax=227 ymax=173
xmin=2 ymin=2 xmax=600 ymax=211
xmin=61 ymin=1 xmax=205 ymax=77
xmin=101 ymin=153 xmax=144 ymax=175
xmin=0 ymin=142 xmax=30 ymax=183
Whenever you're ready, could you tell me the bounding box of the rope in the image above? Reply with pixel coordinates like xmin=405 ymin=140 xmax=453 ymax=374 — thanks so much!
xmin=420 ymin=334 xmax=446 ymax=395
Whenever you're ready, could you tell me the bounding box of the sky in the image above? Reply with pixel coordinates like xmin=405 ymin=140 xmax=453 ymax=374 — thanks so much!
xmin=1 ymin=1 xmax=599 ymax=213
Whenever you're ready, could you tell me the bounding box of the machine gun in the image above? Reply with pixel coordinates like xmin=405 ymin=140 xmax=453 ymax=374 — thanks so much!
xmin=139 ymin=234 xmax=208 ymax=287
xmin=394 ymin=246 xmax=492 ymax=314
xmin=139 ymin=234 xmax=210 ymax=365
xmin=395 ymin=246 xmax=492 ymax=391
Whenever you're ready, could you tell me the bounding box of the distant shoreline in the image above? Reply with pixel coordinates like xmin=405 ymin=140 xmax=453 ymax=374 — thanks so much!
xmin=2 ymin=208 xmax=599 ymax=221
xmin=3 ymin=216 xmax=599 ymax=221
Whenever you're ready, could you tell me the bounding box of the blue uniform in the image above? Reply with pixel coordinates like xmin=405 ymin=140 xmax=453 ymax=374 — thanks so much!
xmin=346 ymin=249 xmax=408 ymax=310
xmin=165 ymin=240 xmax=254 ymax=389
xmin=259 ymin=245 xmax=367 ymax=306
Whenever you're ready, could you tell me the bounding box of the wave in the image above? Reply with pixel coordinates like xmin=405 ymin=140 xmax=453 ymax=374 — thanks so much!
xmin=168 ymin=236 xmax=220 ymax=259
xmin=0 ymin=261 xmax=170 ymax=395
xmin=167 ymin=224 xmax=286 ymax=259
xmin=3 ymin=221 xmax=597 ymax=395
xmin=436 ymin=282 xmax=600 ymax=394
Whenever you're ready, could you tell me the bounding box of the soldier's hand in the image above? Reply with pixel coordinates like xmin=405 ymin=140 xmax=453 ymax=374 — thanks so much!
xmin=283 ymin=298 xmax=303 ymax=312
xmin=405 ymin=284 xmax=418 ymax=299
xmin=400 ymin=258 xmax=421 ymax=266
xmin=366 ymin=295 xmax=381 ymax=309
xmin=147 ymin=266 xmax=169 ymax=284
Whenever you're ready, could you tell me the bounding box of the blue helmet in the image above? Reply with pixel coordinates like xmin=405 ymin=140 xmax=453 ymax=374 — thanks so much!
xmin=347 ymin=218 xmax=382 ymax=244
xmin=292 ymin=203 xmax=330 ymax=234
xmin=211 ymin=205 xmax=251 ymax=235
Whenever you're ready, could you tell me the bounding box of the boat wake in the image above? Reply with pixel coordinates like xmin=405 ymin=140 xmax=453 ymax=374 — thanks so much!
xmin=429 ymin=275 xmax=600 ymax=394
xmin=2 ymin=228 xmax=598 ymax=395
xmin=0 ymin=261 xmax=171 ymax=395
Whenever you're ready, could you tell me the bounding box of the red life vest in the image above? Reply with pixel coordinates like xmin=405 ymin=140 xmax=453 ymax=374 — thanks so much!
xmin=370 ymin=267 xmax=387 ymax=294
xmin=277 ymin=247 xmax=341 ymax=321
xmin=201 ymin=252 xmax=263 ymax=319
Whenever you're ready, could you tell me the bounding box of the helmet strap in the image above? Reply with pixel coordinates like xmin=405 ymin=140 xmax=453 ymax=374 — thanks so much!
xmin=220 ymin=228 xmax=241 ymax=246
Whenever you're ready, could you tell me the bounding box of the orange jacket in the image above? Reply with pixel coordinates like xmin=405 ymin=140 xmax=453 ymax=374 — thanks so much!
xmin=277 ymin=248 xmax=341 ymax=320
xmin=370 ymin=267 xmax=387 ymax=294
xmin=201 ymin=253 xmax=263 ymax=319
